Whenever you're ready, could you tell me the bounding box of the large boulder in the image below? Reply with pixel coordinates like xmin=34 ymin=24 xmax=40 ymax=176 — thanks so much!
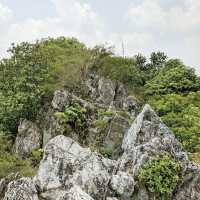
xmin=3 ymin=178 xmax=39 ymax=200
xmin=34 ymin=135 xmax=117 ymax=199
xmin=119 ymin=104 xmax=200 ymax=199
xmin=52 ymin=90 xmax=70 ymax=111
xmin=0 ymin=173 xmax=20 ymax=199
xmin=59 ymin=186 xmax=94 ymax=200
xmin=14 ymin=119 xmax=42 ymax=157
xmin=97 ymin=77 xmax=116 ymax=106
xmin=42 ymin=108 xmax=64 ymax=147
xmin=4 ymin=104 xmax=199 ymax=200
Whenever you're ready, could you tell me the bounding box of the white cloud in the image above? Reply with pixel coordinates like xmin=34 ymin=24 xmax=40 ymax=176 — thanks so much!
xmin=125 ymin=0 xmax=200 ymax=71
xmin=0 ymin=3 xmax=13 ymax=24
xmin=0 ymin=0 xmax=199 ymax=72
xmin=0 ymin=0 xmax=105 ymax=59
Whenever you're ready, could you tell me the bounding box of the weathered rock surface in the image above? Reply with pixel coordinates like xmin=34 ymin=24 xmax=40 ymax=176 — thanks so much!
xmin=52 ymin=90 xmax=70 ymax=111
xmin=97 ymin=77 xmax=116 ymax=106
xmin=110 ymin=171 xmax=135 ymax=198
xmin=34 ymin=135 xmax=117 ymax=199
xmin=3 ymin=104 xmax=200 ymax=200
xmin=14 ymin=119 xmax=42 ymax=157
xmin=0 ymin=173 xmax=20 ymax=199
xmin=120 ymin=104 xmax=200 ymax=199
xmin=59 ymin=186 xmax=94 ymax=200
xmin=3 ymin=178 xmax=39 ymax=200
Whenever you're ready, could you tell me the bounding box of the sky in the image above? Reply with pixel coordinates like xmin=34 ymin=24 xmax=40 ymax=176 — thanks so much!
xmin=0 ymin=0 xmax=199 ymax=72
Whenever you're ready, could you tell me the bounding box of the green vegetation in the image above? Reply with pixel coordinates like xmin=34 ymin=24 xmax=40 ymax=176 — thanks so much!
xmin=138 ymin=153 xmax=182 ymax=199
xmin=0 ymin=135 xmax=37 ymax=178
xmin=0 ymin=37 xmax=91 ymax=134
xmin=149 ymin=92 xmax=200 ymax=152
xmin=145 ymin=60 xmax=200 ymax=96
xmin=0 ymin=35 xmax=200 ymax=177
xmin=55 ymin=103 xmax=88 ymax=135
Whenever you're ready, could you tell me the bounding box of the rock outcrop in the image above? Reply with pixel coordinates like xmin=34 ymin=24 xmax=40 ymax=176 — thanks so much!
xmin=6 ymin=81 xmax=200 ymax=199
xmin=3 ymin=178 xmax=38 ymax=200
xmin=36 ymin=104 xmax=200 ymax=199
xmin=14 ymin=119 xmax=42 ymax=157
xmin=34 ymin=135 xmax=116 ymax=199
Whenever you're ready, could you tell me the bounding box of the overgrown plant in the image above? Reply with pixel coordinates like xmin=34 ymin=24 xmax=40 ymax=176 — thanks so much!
xmin=55 ymin=103 xmax=88 ymax=135
xmin=138 ymin=153 xmax=182 ymax=200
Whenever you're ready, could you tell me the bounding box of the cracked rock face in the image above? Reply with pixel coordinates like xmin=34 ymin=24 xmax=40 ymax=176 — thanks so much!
xmin=34 ymin=135 xmax=117 ymax=199
xmin=14 ymin=119 xmax=42 ymax=157
xmin=3 ymin=178 xmax=39 ymax=200
xmin=2 ymin=104 xmax=200 ymax=200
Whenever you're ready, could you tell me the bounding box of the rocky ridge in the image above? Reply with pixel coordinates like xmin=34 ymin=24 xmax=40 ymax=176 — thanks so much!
xmin=1 ymin=76 xmax=200 ymax=199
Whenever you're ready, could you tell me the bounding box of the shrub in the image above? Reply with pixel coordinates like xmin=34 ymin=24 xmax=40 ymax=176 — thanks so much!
xmin=149 ymin=92 xmax=200 ymax=153
xmin=138 ymin=153 xmax=182 ymax=199
xmin=145 ymin=62 xmax=200 ymax=96
xmin=55 ymin=103 xmax=87 ymax=134
xmin=0 ymin=135 xmax=36 ymax=178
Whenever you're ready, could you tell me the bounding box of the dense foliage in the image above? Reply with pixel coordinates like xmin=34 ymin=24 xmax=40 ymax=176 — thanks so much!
xmin=55 ymin=103 xmax=88 ymax=135
xmin=138 ymin=153 xmax=182 ymax=199
xmin=145 ymin=60 xmax=200 ymax=96
xmin=0 ymin=36 xmax=200 ymax=167
xmin=0 ymin=37 xmax=90 ymax=134
xmin=0 ymin=135 xmax=36 ymax=178
xmin=149 ymin=93 xmax=200 ymax=152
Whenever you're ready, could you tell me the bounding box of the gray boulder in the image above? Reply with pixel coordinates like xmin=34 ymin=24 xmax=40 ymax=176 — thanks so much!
xmin=110 ymin=171 xmax=135 ymax=198
xmin=0 ymin=173 xmax=20 ymax=199
xmin=14 ymin=119 xmax=42 ymax=157
xmin=52 ymin=90 xmax=70 ymax=111
xmin=123 ymin=96 xmax=139 ymax=116
xmin=97 ymin=77 xmax=115 ymax=106
xmin=34 ymin=135 xmax=117 ymax=199
xmin=3 ymin=178 xmax=39 ymax=200
xmin=119 ymin=104 xmax=200 ymax=199
xmin=59 ymin=186 xmax=94 ymax=200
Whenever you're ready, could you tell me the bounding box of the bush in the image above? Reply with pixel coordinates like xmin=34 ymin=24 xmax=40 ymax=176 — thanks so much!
xmin=0 ymin=135 xmax=36 ymax=178
xmin=0 ymin=37 xmax=91 ymax=134
xmin=149 ymin=92 xmax=200 ymax=153
xmin=138 ymin=153 xmax=182 ymax=199
xmin=54 ymin=103 xmax=88 ymax=134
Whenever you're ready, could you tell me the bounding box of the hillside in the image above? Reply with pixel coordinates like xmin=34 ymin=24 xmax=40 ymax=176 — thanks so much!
xmin=0 ymin=37 xmax=200 ymax=199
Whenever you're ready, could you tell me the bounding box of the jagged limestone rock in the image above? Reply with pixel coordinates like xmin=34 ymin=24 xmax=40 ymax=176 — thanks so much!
xmin=34 ymin=135 xmax=117 ymax=199
xmin=42 ymin=108 xmax=64 ymax=147
xmin=88 ymin=113 xmax=131 ymax=159
xmin=40 ymin=189 xmax=67 ymax=200
xmin=52 ymin=90 xmax=70 ymax=111
xmin=14 ymin=119 xmax=42 ymax=157
xmin=59 ymin=186 xmax=94 ymax=200
xmin=0 ymin=173 xmax=20 ymax=199
xmin=97 ymin=77 xmax=116 ymax=106
xmin=123 ymin=96 xmax=139 ymax=116
xmin=112 ymin=82 xmax=127 ymax=108
xmin=120 ymin=104 xmax=200 ymax=199
xmin=173 ymin=162 xmax=200 ymax=200
xmin=3 ymin=178 xmax=39 ymax=200
xmin=3 ymin=104 xmax=200 ymax=200
xmin=110 ymin=171 xmax=135 ymax=198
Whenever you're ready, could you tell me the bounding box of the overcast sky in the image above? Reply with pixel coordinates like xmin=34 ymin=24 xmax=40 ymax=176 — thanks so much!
xmin=0 ymin=0 xmax=199 ymax=72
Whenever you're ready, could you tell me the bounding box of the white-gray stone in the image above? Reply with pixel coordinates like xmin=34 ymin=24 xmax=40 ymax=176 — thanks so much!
xmin=3 ymin=178 xmax=39 ymax=200
xmin=52 ymin=90 xmax=70 ymax=111
xmin=34 ymin=135 xmax=116 ymax=199
xmin=14 ymin=119 xmax=42 ymax=157
xmin=110 ymin=171 xmax=135 ymax=198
